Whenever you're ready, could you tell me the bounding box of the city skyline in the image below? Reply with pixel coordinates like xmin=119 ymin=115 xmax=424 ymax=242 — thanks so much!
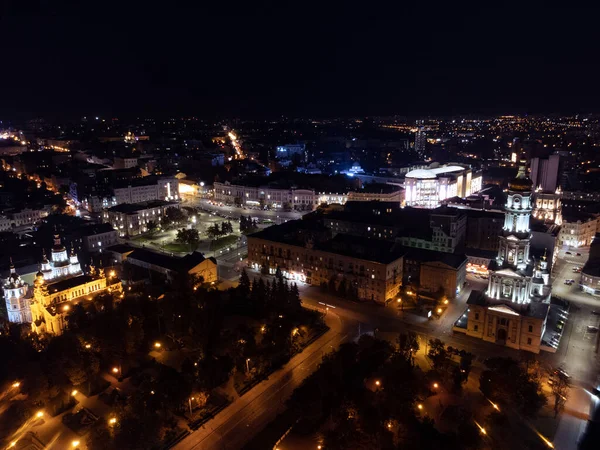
xmin=2 ymin=3 xmax=600 ymax=119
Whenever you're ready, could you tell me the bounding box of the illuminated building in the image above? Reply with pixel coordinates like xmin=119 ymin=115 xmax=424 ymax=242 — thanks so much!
xmin=213 ymin=181 xmax=347 ymax=210
xmin=247 ymin=222 xmax=404 ymax=304
xmin=4 ymin=234 xmax=121 ymax=334
xmin=460 ymin=166 xmax=552 ymax=354
xmin=531 ymin=156 xmax=562 ymax=225
xmin=581 ymin=233 xmax=600 ymax=296
xmin=103 ymin=200 xmax=179 ymax=237
xmin=558 ymin=213 xmax=599 ymax=248
xmin=404 ymin=164 xmax=482 ymax=208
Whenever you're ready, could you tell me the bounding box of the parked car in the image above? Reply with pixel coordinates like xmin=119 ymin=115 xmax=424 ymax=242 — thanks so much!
xmin=566 ymin=251 xmax=572 ymax=255
xmin=576 ymin=253 xmax=582 ymax=256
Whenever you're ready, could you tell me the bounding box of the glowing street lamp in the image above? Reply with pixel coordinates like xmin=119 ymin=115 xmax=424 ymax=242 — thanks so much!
xmin=71 ymin=390 xmax=78 ymax=396
xmin=85 ymin=344 xmax=91 ymax=349
xmin=417 ymin=404 xmax=423 ymax=410
xmin=437 ymin=308 xmax=442 ymax=314
xmin=72 ymin=440 xmax=80 ymax=447
xmin=154 ymin=342 xmax=162 ymax=349
xmin=109 ymin=417 xmax=117 ymax=425
xmin=433 ymin=382 xmax=439 ymax=389
xmin=375 ymin=380 xmax=381 ymax=387
xmin=36 ymin=411 xmax=44 ymax=418
xmin=12 ymin=381 xmax=20 ymax=388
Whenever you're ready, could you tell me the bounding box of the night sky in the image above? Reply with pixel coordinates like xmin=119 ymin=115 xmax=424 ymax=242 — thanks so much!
xmin=2 ymin=2 xmax=600 ymax=119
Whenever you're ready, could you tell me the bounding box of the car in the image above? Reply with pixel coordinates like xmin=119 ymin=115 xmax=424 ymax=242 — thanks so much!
xmin=577 ymin=253 xmax=582 ymax=256
xmin=592 ymin=311 xmax=600 ymax=316
xmin=587 ymin=326 xmax=599 ymax=333
xmin=566 ymin=251 xmax=572 ymax=255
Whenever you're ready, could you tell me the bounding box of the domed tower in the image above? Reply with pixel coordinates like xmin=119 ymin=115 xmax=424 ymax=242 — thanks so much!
xmin=41 ymin=249 xmax=52 ymax=280
xmin=68 ymin=245 xmax=82 ymax=275
xmin=497 ymin=166 xmax=533 ymax=271
xmin=3 ymin=258 xmax=32 ymax=324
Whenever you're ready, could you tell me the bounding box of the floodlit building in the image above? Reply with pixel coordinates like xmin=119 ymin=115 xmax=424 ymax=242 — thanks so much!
xmin=3 ymin=234 xmax=121 ymax=334
xmin=459 ymin=166 xmax=552 ymax=354
xmin=103 ymin=200 xmax=179 ymax=237
xmin=558 ymin=213 xmax=599 ymax=248
xmin=581 ymin=233 xmax=600 ymax=296
xmin=404 ymin=164 xmax=482 ymax=208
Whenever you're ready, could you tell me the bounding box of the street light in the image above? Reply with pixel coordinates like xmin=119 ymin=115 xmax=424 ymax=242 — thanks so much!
xmin=36 ymin=411 xmax=44 ymax=418
xmin=417 ymin=404 xmax=423 ymax=410
xmin=246 ymin=358 xmax=251 ymax=374
xmin=154 ymin=342 xmax=162 ymax=349
xmin=375 ymin=380 xmax=381 ymax=387
xmin=85 ymin=344 xmax=91 ymax=349
xmin=72 ymin=440 xmax=80 ymax=447
xmin=437 ymin=308 xmax=442 ymax=314
xmin=71 ymin=390 xmax=78 ymax=396
xmin=109 ymin=417 xmax=117 ymax=425
xmin=433 ymin=382 xmax=439 ymax=389
xmin=12 ymin=381 xmax=20 ymax=388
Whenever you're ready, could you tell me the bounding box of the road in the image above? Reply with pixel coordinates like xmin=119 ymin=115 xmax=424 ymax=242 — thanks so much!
xmin=188 ymin=198 xmax=305 ymax=224
xmin=174 ymin=310 xmax=353 ymax=450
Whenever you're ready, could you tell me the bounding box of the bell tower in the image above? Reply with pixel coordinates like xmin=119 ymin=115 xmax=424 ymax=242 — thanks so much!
xmin=497 ymin=166 xmax=533 ymax=271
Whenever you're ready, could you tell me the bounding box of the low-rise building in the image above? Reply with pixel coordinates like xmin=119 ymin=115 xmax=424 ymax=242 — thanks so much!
xmin=103 ymin=200 xmax=179 ymax=237
xmin=213 ymin=181 xmax=347 ymax=211
xmin=347 ymin=183 xmax=403 ymax=204
xmin=247 ymin=221 xmax=405 ymax=304
xmin=581 ymin=233 xmax=600 ymax=296
xmin=124 ymin=248 xmax=217 ymax=283
xmin=558 ymin=213 xmax=599 ymax=248
xmin=72 ymin=223 xmax=119 ymax=253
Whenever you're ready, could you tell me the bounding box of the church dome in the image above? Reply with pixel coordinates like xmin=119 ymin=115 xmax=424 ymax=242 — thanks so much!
xmin=509 ymin=166 xmax=533 ymax=192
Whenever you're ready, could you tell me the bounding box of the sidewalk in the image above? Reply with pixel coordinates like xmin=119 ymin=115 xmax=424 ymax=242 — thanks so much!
xmin=173 ymin=312 xmax=351 ymax=450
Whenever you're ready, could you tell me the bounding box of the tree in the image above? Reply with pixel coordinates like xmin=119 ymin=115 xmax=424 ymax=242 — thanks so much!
xmin=289 ymin=283 xmax=301 ymax=311
xmin=207 ymin=224 xmax=223 ymax=239
xmin=239 ymin=269 xmax=251 ymax=295
xmin=147 ymin=220 xmax=158 ymax=234
xmin=550 ymin=369 xmax=571 ymax=418
xmin=397 ymin=331 xmax=419 ymax=366
xmin=427 ymin=338 xmax=448 ymax=370
xmin=221 ymin=221 xmax=233 ymax=235
xmin=176 ymin=228 xmax=200 ymax=251
xmin=165 ymin=206 xmax=186 ymax=225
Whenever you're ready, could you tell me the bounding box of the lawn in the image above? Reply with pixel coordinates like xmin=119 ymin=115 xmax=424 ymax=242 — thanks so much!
xmin=163 ymin=242 xmax=194 ymax=253
xmin=210 ymin=234 xmax=239 ymax=252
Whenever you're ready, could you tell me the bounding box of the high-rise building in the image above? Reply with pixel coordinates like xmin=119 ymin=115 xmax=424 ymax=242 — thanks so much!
xmin=414 ymin=120 xmax=427 ymax=158
xmin=531 ymin=155 xmax=561 ymax=192
xmin=460 ymin=166 xmax=552 ymax=354
xmin=531 ymin=155 xmax=562 ymax=224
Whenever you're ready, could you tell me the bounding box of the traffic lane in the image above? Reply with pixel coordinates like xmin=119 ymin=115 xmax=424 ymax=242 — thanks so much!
xmin=203 ymin=331 xmax=350 ymax=450
xmin=191 ymin=199 xmax=304 ymax=221
xmin=296 ymin=285 xmax=533 ymax=361
xmin=550 ymin=302 xmax=600 ymax=385
xmin=178 ymin=328 xmax=351 ymax=450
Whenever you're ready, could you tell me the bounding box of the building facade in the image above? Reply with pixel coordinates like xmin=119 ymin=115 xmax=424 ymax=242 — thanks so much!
xmin=533 ymin=190 xmax=562 ymax=225
xmin=404 ymin=164 xmax=482 ymax=208
xmin=558 ymin=214 xmax=599 ymax=248
xmin=460 ymin=166 xmax=551 ymax=354
xmin=213 ymin=181 xmax=348 ymax=210
xmin=247 ymin=228 xmax=404 ymax=304
xmin=103 ymin=200 xmax=179 ymax=237
xmin=73 ymin=223 xmax=119 ymax=253
xmin=3 ymin=234 xmax=121 ymax=335
xmin=580 ymin=233 xmax=600 ymax=296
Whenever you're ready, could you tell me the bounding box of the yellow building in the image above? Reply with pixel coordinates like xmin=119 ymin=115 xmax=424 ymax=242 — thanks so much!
xmin=8 ymin=234 xmax=122 ymax=336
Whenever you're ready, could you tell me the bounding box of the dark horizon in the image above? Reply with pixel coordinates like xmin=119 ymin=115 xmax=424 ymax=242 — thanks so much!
xmin=2 ymin=2 xmax=600 ymax=121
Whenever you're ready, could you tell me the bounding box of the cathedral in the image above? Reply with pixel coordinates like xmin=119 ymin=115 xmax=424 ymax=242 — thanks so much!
xmin=3 ymin=234 xmax=121 ymax=336
xmin=465 ymin=166 xmax=551 ymax=353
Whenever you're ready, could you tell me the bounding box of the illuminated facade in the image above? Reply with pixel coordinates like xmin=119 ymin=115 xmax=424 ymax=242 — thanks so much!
xmin=532 ymin=189 xmax=562 ymax=225
xmin=213 ymin=181 xmax=348 ymax=210
xmin=4 ymin=234 xmax=121 ymax=335
xmin=103 ymin=200 xmax=179 ymax=237
xmin=404 ymin=164 xmax=482 ymax=208
xmin=461 ymin=166 xmax=551 ymax=354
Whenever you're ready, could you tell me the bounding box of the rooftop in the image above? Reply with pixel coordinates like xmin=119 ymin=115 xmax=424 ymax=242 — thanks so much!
xmin=107 ymin=200 xmax=178 ymax=214
xmin=73 ymin=223 xmax=116 ymax=237
xmin=47 ymin=275 xmax=94 ymax=294
xmin=466 ymin=290 xmax=550 ymax=319
xmin=127 ymin=249 xmax=215 ymax=273
xmin=405 ymin=165 xmax=467 ymax=179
